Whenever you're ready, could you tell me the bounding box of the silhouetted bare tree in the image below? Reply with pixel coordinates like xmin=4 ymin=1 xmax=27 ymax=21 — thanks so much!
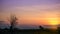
xmin=9 ymin=14 xmax=18 ymax=30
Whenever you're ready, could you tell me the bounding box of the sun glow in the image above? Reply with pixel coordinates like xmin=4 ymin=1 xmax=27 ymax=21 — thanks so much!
xmin=48 ymin=18 xmax=58 ymax=25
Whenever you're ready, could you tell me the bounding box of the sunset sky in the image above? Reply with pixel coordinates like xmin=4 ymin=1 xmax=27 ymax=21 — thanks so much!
xmin=0 ymin=0 xmax=60 ymax=28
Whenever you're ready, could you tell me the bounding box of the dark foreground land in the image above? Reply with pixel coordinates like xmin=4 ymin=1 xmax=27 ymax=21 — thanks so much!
xmin=0 ymin=28 xmax=59 ymax=34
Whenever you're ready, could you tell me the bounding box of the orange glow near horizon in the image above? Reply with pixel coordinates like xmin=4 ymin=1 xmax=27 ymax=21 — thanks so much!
xmin=48 ymin=18 xmax=58 ymax=25
xmin=0 ymin=12 xmax=60 ymax=26
xmin=16 ymin=14 xmax=59 ymax=25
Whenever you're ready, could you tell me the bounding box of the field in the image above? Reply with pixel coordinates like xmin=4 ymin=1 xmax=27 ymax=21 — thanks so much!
xmin=0 ymin=28 xmax=59 ymax=34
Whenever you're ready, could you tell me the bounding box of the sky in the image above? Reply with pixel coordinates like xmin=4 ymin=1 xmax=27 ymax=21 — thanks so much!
xmin=0 ymin=0 xmax=60 ymax=29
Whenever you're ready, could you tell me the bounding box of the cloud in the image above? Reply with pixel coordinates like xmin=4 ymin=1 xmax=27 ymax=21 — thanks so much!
xmin=2 ymin=4 xmax=59 ymax=19
xmin=14 ymin=4 xmax=60 ymax=13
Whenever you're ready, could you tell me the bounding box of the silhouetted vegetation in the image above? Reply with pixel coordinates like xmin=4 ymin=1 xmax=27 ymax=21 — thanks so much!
xmin=0 ymin=25 xmax=60 ymax=34
xmin=57 ymin=24 xmax=60 ymax=34
xmin=10 ymin=14 xmax=17 ymax=30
